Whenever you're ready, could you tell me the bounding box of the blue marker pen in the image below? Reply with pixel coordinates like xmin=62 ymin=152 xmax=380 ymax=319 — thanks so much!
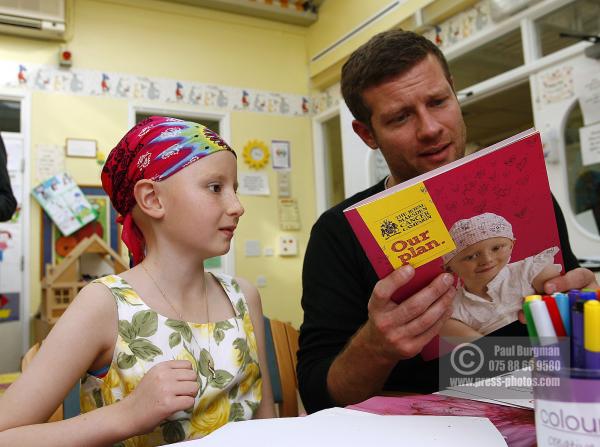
xmin=579 ymin=291 xmax=597 ymax=301
xmin=568 ymin=290 xmax=581 ymax=308
xmin=571 ymin=300 xmax=585 ymax=369
xmin=553 ymin=293 xmax=571 ymax=336
xmin=584 ymin=300 xmax=600 ymax=370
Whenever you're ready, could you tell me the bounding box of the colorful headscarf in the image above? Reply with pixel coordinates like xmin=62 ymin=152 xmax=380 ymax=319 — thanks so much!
xmin=101 ymin=116 xmax=236 ymax=265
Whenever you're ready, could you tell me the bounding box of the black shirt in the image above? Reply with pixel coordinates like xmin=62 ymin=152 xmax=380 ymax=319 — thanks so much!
xmin=297 ymin=178 xmax=579 ymax=413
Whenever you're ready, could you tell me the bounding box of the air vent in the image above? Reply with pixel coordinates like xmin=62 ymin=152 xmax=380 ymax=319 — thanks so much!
xmin=0 ymin=0 xmax=65 ymax=40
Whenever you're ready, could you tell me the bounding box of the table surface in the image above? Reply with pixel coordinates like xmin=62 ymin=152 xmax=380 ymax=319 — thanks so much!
xmin=347 ymin=394 xmax=536 ymax=447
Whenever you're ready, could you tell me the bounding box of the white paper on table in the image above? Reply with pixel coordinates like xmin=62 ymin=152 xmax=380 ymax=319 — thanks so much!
xmin=173 ymin=414 xmax=507 ymax=447
xmin=308 ymin=407 xmax=380 ymax=418
xmin=438 ymin=368 xmax=534 ymax=409
xmin=574 ymin=59 xmax=600 ymax=126
xmin=579 ymin=121 xmax=600 ymax=167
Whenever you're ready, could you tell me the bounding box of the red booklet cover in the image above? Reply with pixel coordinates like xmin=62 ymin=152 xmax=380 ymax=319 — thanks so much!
xmin=344 ymin=129 xmax=563 ymax=360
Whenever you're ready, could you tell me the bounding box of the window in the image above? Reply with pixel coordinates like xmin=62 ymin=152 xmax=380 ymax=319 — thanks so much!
xmin=536 ymin=0 xmax=600 ymax=57
xmin=449 ymin=28 xmax=523 ymax=92
xmin=564 ymin=103 xmax=600 ymax=237
xmin=54 ymin=288 xmax=70 ymax=304
xmin=462 ymin=81 xmax=533 ymax=153
xmin=0 ymin=100 xmax=20 ymax=133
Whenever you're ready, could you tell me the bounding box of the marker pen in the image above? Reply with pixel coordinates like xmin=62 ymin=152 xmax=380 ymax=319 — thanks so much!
xmin=584 ymin=300 xmax=600 ymax=370
xmin=553 ymin=293 xmax=571 ymax=336
xmin=571 ymin=300 xmax=585 ymax=369
xmin=529 ymin=299 xmax=558 ymax=346
xmin=542 ymin=295 xmax=567 ymax=337
xmin=522 ymin=300 xmax=538 ymax=339
xmin=579 ymin=291 xmax=598 ymax=301
xmin=525 ymin=294 xmax=541 ymax=302
xmin=568 ymin=290 xmax=581 ymax=308
xmin=582 ymin=288 xmax=600 ymax=299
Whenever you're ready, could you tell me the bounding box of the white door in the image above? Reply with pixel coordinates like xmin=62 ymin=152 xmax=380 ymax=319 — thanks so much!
xmin=339 ymin=101 xmax=389 ymax=199
xmin=0 ymin=132 xmax=25 ymax=373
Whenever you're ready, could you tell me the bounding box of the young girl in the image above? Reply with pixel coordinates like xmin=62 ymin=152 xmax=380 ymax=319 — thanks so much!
xmin=440 ymin=212 xmax=561 ymax=340
xmin=0 ymin=116 xmax=275 ymax=445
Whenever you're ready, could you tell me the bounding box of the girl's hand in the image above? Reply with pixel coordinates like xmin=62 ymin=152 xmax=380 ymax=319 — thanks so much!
xmin=123 ymin=360 xmax=199 ymax=435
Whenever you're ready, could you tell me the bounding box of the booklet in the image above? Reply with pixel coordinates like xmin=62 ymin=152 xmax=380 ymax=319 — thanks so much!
xmin=344 ymin=129 xmax=563 ymax=359
xmin=32 ymin=173 xmax=98 ymax=236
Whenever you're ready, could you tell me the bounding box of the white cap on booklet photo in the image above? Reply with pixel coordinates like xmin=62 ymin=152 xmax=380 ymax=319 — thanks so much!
xmin=442 ymin=212 xmax=514 ymax=264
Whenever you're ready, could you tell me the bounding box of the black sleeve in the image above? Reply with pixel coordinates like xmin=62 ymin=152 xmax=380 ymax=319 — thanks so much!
xmin=0 ymin=135 xmax=17 ymax=222
xmin=552 ymin=194 xmax=579 ymax=271
xmin=296 ymin=210 xmax=375 ymax=414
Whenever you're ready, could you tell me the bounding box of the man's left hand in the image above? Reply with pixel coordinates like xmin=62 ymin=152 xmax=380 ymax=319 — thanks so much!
xmin=543 ymin=267 xmax=599 ymax=294
xmin=518 ymin=267 xmax=598 ymax=324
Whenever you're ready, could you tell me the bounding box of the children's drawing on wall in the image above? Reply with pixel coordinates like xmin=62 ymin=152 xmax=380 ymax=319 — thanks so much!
xmin=53 ymin=196 xmax=110 ymax=261
xmin=175 ymin=81 xmax=184 ymax=101
xmin=42 ymin=188 xmax=120 ymax=271
xmin=17 ymin=65 xmax=26 ymax=84
xmin=32 ymin=173 xmax=98 ymax=236
xmin=0 ymin=230 xmax=11 ymax=262
xmin=537 ymin=65 xmax=574 ymax=106
xmin=0 ymin=293 xmax=19 ymax=323
xmin=101 ymin=73 xmax=110 ymax=93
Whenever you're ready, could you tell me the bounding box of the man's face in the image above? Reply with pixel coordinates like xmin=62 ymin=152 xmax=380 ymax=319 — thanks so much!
xmin=352 ymin=54 xmax=467 ymax=186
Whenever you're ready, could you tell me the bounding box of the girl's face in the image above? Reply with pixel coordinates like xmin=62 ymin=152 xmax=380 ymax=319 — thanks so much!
xmin=159 ymin=151 xmax=243 ymax=258
xmin=447 ymin=237 xmax=514 ymax=290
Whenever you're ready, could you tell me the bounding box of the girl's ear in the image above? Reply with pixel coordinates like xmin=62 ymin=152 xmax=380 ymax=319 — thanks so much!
xmin=133 ymin=179 xmax=165 ymax=219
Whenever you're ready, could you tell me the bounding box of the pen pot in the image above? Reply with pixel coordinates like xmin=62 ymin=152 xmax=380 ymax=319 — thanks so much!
xmin=532 ymin=365 xmax=600 ymax=446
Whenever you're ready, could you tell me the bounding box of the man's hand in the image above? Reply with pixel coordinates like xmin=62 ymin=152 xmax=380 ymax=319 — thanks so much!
xmin=543 ymin=267 xmax=599 ymax=294
xmin=326 ymin=265 xmax=456 ymax=406
xmin=518 ymin=267 xmax=599 ymax=323
xmin=362 ymin=265 xmax=456 ymax=361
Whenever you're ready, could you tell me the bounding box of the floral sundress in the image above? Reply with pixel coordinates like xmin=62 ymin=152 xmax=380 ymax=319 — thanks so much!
xmin=80 ymin=273 xmax=262 ymax=446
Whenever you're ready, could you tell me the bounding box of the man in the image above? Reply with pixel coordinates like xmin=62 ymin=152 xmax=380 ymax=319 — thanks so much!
xmin=297 ymin=30 xmax=597 ymax=414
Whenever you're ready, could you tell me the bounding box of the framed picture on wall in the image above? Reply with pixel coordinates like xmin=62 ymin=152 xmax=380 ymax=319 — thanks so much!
xmin=40 ymin=186 xmax=122 ymax=277
xmin=65 ymin=138 xmax=97 ymax=158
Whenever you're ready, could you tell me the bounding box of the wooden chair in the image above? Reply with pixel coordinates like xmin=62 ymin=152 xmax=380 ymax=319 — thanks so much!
xmin=21 ymin=343 xmax=80 ymax=422
xmin=263 ymin=317 xmax=302 ymax=417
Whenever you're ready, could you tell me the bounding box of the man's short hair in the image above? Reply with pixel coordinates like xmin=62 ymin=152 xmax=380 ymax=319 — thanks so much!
xmin=341 ymin=29 xmax=452 ymax=126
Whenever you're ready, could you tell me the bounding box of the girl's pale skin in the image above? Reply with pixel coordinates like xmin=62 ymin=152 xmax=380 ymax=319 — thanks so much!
xmin=0 ymin=151 xmax=275 ymax=446
xmin=440 ymin=237 xmax=561 ymax=341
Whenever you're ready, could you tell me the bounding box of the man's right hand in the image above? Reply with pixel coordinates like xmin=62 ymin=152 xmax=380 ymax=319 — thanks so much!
xmin=361 ymin=264 xmax=456 ymax=362
xmin=326 ymin=264 xmax=456 ymax=406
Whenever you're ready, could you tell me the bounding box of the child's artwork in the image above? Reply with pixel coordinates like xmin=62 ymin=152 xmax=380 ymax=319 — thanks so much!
xmin=42 ymin=187 xmax=121 ymax=272
xmin=0 ymin=292 xmax=19 ymax=323
xmin=32 ymin=173 xmax=98 ymax=236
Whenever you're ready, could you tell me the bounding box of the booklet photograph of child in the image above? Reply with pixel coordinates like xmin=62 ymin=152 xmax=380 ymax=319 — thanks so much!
xmin=440 ymin=212 xmax=561 ymax=339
